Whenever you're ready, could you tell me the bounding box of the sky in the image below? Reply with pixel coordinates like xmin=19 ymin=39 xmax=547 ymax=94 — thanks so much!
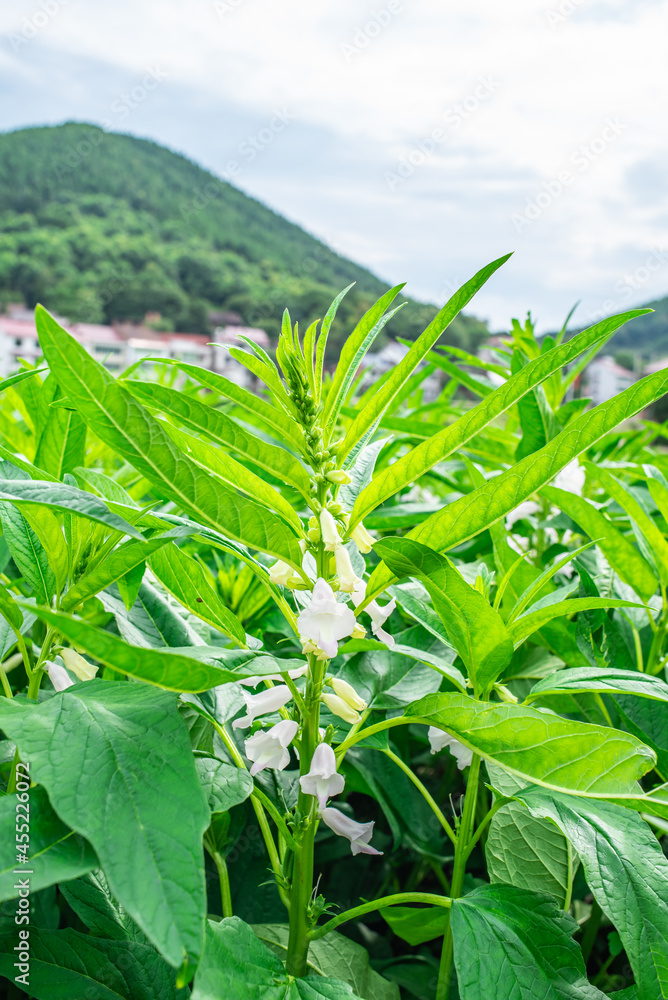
xmin=1 ymin=0 xmax=667 ymax=333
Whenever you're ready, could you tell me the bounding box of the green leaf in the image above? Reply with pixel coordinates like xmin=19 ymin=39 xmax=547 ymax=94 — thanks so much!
xmin=0 ymin=580 xmax=23 ymax=629
xmin=101 ymin=580 xmax=203 ymax=648
xmin=450 ymin=883 xmax=606 ymax=1000
xmin=254 ymin=924 xmax=399 ymax=1000
xmin=164 ymin=421 xmax=304 ymax=534
xmin=0 ymin=927 xmax=187 ymax=999
xmin=527 ymin=667 xmax=668 ymax=704
xmin=192 ymin=918 xmax=364 ymax=1000
xmin=0 ymin=478 xmax=142 ymax=538
xmin=0 ymin=681 xmax=209 ymax=969
xmin=324 ymin=285 xmax=404 ymax=432
xmin=584 ymin=463 xmax=668 ymax=586
xmin=149 ymin=542 xmax=247 ymax=645
xmin=614 ymin=696 xmax=668 ymax=780
xmin=0 ymin=502 xmax=55 ymax=603
xmin=375 ymin=538 xmax=513 ymax=694
xmin=21 ymin=503 xmax=69 ymax=595
xmin=339 ymin=255 xmax=511 ymax=462
xmin=59 ymin=870 xmax=141 ymax=941
xmin=0 ymin=787 xmax=96 ymax=902
xmin=350 ymin=309 xmax=646 ymax=530
xmin=34 ymin=399 xmax=86 ymax=480
xmin=36 ymin=307 xmax=303 ymax=567
xmin=124 ymin=378 xmax=311 ymax=496
xmin=508 ymin=598 xmax=645 ymax=647
xmin=367 ymin=365 xmax=668 ymax=599
xmin=61 ymin=533 xmax=182 ymax=611
xmin=21 ymin=604 xmax=296 ymax=691
xmin=485 ymin=800 xmax=572 ymax=906
xmin=0 ymin=366 xmax=48 ymax=393
xmin=541 ymin=486 xmax=657 ymax=601
xmin=315 ymin=285 xmax=354 ymax=405
xmin=195 ymin=758 xmax=253 ymax=815
xmin=380 ymin=906 xmax=450 ymax=946
xmin=517 ymin=787 xmax=668 ymax=1000
xmin=404 ymin=692 xmax=655 ymax=794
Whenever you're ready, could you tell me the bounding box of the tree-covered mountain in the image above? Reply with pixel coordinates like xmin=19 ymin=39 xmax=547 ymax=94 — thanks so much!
xmin=0 ymin=123 xmax=488 ymax=353
xmin=602 ymin=295 xmax=668 ymax=360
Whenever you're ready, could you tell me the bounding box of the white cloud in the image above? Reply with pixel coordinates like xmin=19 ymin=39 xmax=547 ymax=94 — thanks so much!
xmin=1 ymin=0 xmax=668 ymax=329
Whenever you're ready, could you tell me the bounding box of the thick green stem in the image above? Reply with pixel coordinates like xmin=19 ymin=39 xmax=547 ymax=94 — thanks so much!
xmin=436 ymin=755 xmax=481 ymax=1000
xmin=311 ymin=892 xmax=452 ymax=941
xmin=286 ymin=653 xmax=323 ymax=977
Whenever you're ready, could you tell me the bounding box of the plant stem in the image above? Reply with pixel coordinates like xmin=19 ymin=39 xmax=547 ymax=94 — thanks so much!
xmin=310 ymin=892 xmax=452 ymax=940
xmin=0 ymin=664 xmax=12 ymax=698
xmin=435 ymin=754 xmax=481 ymax=1000
xmin=286 ymin=653 xmax=323 ymax=977
xmin=382 ymin=748 xmax=457 ymax=846
xmin=212 ymin=850 xmax=233 ymax=918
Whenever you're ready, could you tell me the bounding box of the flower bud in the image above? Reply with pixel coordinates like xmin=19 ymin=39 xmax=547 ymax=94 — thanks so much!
xmin=60 ymin=648 xmax=98 ymax=682
xmin=322 ymin=692 xmax=361 ymax=724
xmin=351 ymin=622 xmax=366 ymax=640
xmin=46 ymin=660 xmax=74 ymax=692
xmin=350 ymin=522 xmax=375 ymax=553
xmin=335 ymin=546 xmax=363 ymax=594
xmin=330 ymin=677 xmax=367 ymax=712
xmin=320 ymin=509 xmax=342 ymax=552
xmin=326 ymin=469 xmax=352 ymax=485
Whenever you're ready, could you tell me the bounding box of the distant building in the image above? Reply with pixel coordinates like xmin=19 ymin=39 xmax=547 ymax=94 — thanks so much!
xmin=584 ymin=355 xmax=636 ymax=406
xmin=643 ymin=356 xmax=668 ymax=376
xmin=0 ymin=306 xmax=269 ymax=388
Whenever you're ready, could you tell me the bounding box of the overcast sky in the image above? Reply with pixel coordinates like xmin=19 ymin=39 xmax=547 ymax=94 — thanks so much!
xmin=1 ymin=0 xmax=667 ymax=332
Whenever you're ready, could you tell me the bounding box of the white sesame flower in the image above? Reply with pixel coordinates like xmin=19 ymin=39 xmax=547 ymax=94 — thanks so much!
xmin=321 ymin=692 xmax=362 ymax=724
xmin=367 ymin=598 xmax=396 ymax=648
xmin=320 ymin=806 xmax=382 ymax=856
xmin=297 ymin=578 xmax=356 ymax=660
xmin=335 ymin=546 xmax=363 ymax=594
xmin=505 ymin=500 xmax=540 ymax=530
xmin=428 ymin=727 xmax=473 ymax=769
xmin=60 ymin=648 xmax=98 ymax=682
xmin=351 ymin=522 xmax=375 ymax=553
xmin=320 ymin=509 xmax=343 ymax=552
xmin=299 ymin=743 xmax=345 ymax=809
xmin=232 ymin=684 xmax=292 ymax=730
xmin=244 ymin=720 xmax=299 ymax=777
xmin=552 ymin=459 xmax=585 ymax=496
xmin=46 ymin=660 xmax=74 ymax=692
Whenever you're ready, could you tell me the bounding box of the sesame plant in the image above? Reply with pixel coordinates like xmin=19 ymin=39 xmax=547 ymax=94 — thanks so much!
xmin=0 ymin=255 xmax=668 ymax=999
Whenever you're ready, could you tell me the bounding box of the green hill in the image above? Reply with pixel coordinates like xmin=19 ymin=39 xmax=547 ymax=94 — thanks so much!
xmin=0 ymin=123 xmax=488 ymax=352
xmin=601 ymin=295 xmax=668 ymax=360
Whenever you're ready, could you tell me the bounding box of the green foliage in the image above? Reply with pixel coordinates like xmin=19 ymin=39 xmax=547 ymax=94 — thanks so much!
xmin=0 ymin=270 xmax=667 ymax=998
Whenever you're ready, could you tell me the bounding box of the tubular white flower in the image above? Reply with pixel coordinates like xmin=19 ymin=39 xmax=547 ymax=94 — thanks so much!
xmin=244 ymin=720 xmax=299 ymax=777
xmin=320 ymin=509 xmax=343 ymax=552
xmin=552 ymin=459 xmax=585 ymax=496
xmin=60 ymin=648 xmax=98 ymax=682
xmin=352 ymin=579 xmax=367 ymax=608
xmin=232 ymin=684 xmax=292 ymax=730
xmin=351 ymin=522 xmax=375 ymax=553
xmin=330 ymin=677 xmax=367 ymax=712
xmin=367 ymin=598 xmax=396 ymax=648
xmin=321 ymin=692 xmax=361 ymax=724
xmin=320 ymin=806 xmax=382 ymax=856
xmin=335 ymin=546 xmax=363 ymax=595
xmin=46 ymin=660 xmax=73 ymax=692
xmin=299 ymin=742 xmax=345 ymax=809
xmin=297 ymin=578 xmax=356 ymax=660
xmin=428 ymin=727 xmax=473 ymax=769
